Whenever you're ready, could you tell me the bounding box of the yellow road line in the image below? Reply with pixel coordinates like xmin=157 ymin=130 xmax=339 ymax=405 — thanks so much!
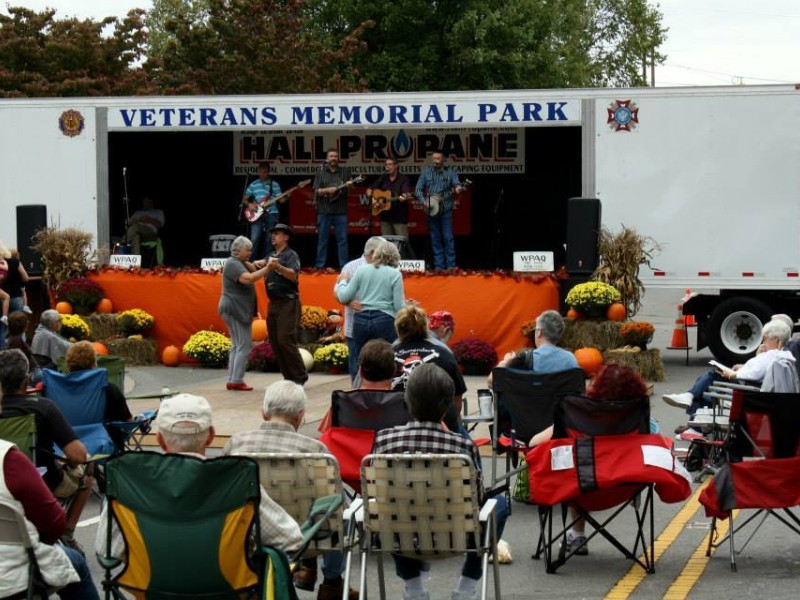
xmin=662 ymin=512 xmax=734 ymax=600
xmin=604 ymin=481 xmax=709 ymax=600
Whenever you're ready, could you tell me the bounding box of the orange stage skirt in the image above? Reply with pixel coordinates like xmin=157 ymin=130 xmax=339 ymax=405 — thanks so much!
xmin=89 ymin=270 xmax=559 ymax=361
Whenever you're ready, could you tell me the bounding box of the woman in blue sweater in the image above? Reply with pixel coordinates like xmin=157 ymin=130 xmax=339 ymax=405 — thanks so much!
xmin=335 ymin=240 xmax=405 ymax=370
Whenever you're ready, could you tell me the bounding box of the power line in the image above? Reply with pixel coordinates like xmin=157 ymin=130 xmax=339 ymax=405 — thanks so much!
xmin=662 ymin=63 xmax=797 ymax=84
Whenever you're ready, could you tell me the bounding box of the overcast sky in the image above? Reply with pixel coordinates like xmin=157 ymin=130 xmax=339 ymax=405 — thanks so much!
xmin=4 ymin=0 xmax=799 ymax=88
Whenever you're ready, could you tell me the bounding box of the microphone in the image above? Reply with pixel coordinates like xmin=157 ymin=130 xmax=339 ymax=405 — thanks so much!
xmin=123 ymin=167 xmax=127 ymax=176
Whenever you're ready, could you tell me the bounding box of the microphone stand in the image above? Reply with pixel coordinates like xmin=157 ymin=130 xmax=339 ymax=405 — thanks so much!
xmin=119 ymin=167 xmax=131 ymax=254
xmin=491 ymin=187 xmax=504 ymax=269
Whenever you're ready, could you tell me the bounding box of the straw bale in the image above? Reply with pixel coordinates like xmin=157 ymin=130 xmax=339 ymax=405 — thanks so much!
xmin=561 ymin=319 xmax=623 ymax=352
xmin=105 ymin=337 xmax=158 ymax=365
xmin=603 ymin=348 xmax=664 ymax=382
xmin=86 ymin=314 xmax=120 ymax=341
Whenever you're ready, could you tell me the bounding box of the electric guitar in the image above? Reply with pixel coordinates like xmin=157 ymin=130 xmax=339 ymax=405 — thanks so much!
xmin=425 ymin=179 xmax=472 ymax=217
xmin=316 ymin=175 xmax=364 ymax=203
xmin=371 ymin=189 xmax=411 ymax=216
xmin=243 ymin=179 xmax=311 ymax=223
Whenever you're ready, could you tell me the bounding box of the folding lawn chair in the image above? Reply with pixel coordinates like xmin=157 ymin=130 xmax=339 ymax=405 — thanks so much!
xmin=358 ymin=454 xmax=501 ymax=600
xmin=698 ymin=388 xmax=800 ymax=571
xmin=0 ymin=497 xmax=50 ymax=600
xmin=0 ymin=413 xmax=37 ymax=462
xmin=98 ymin=451 xmax=299 ymax=600
xmin=527 ymin=393 xmax=691 ymax=573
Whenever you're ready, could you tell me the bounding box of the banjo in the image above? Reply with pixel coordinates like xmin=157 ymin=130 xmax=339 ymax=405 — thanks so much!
xmin=425 ymin=179 xmax=472 ymax=217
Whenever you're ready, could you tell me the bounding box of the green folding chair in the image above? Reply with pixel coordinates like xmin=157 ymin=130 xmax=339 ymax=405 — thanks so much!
xmin=141 ymin=238 xmax=164 ymax=266
xmin=0 ymin=414 xmax=37 ymax=462
xmin=98 ymin=451 xmax=288 ymax=600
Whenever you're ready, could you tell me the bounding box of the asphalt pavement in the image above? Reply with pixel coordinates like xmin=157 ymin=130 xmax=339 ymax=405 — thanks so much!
xmin=72 ymin=288 xmax=800 ymax=599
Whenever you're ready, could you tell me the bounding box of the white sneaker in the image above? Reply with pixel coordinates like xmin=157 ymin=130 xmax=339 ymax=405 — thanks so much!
xmin=452 ymin=590 xmax=478 ymax=600
xmin=662 ymin=392 xmax=693 ymax=409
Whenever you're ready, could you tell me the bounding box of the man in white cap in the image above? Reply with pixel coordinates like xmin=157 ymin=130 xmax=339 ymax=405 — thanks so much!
xmin=95 ymin=393 xmax=303 ymax=562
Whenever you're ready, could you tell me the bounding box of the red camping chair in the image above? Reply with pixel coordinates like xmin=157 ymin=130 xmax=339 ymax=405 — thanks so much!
xmin=319 ymin=389 xmax=409 ymax=494
xmin=527 ymin=393 xmax=691 ymax=573
xmin=698 ymin=388 xmax=800 ymax=571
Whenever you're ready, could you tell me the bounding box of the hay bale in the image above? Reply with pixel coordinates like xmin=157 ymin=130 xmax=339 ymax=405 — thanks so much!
xmin=105 ymin=337 xmax=158 ymax=365
xmin=562 ymin=319 xmax=623 ymax=352
xmin=86 ymin=314 xmax=120 ymax=341
xmin=603 ymin=348 xmax=664 ymax=382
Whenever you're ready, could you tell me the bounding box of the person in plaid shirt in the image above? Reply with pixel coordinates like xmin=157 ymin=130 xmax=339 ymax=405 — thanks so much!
xmin=222 ymin=381 xmax=357 ymax=600
xmin=373 ymin=364 xmax=509 ymax=600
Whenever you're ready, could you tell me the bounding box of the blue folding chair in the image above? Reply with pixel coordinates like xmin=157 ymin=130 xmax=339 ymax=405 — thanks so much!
xmin=42 ymin=368 xmax=117 ymax=457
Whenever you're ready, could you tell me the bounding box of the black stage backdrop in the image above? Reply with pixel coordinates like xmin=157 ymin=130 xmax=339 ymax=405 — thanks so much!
xmin=108 ymin=127 xmax=581 ymax=270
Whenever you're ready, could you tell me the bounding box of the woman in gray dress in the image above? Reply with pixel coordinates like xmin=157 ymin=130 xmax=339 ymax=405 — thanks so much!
xmin=218 ymin=236 xmax=270 ymax=391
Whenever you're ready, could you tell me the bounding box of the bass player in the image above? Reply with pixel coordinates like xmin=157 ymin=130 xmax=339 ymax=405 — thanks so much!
xmin=367 ymin=157 xmax=413 ymax=240
xmin=312 ymin=148 xmax=355 ymax=269
xmin=242 ymin=161 xmax=282 ymax=258
xmin=415 ymin=151 xmax=463 ymax=271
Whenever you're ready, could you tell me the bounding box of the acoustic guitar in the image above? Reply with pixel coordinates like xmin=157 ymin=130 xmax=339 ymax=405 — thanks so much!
xmin=371 ymin=189 xmax=411 ymax=217
xmin=243 ymin=179 xmax=311 ymax=223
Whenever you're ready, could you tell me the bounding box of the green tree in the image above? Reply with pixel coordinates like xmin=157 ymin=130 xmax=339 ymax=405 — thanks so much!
xmin=147 ymin=0 xmax=373 ymax=94
xmin=0 ymin=6 xmax=154 ymax=97
xmin=307 ymin=0 xmax=666 ymax=91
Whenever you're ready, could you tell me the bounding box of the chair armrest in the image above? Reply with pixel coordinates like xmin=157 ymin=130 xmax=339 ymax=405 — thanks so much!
xmin=713 ymin=381 xmax=759 ymax=392
xmin=478 ymin=498 xmax=497 ymax=524
xmin=96 ymin=554 xmax=122 ymax=570
xmin=292 ymin=494 xmax=344 ymax=562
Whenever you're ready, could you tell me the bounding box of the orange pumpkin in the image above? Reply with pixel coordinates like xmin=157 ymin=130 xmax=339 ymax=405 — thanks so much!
xmin=96 ymin=298 xmax=113 ymax=314
xmin=566 ymin=308 xmax=582 ymax=320
xmin=606 ymin=302 xmax=626 ymax=322
xmin=93 ymin=342 xmax=109 ymax=356
xmin=252 ymin=318 xmax=268 ymax=342
xmin=574 ymin=347 xmax=604 ymax=377
xmin=56 ymin=301 xmax=73 ymax=315
xmin=162 ymin=345 xmax=181 ymax=367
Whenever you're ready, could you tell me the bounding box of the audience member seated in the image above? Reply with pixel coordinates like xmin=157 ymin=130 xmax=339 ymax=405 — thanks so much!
xmin=393 ymin=305 xmax=467 ymax=435
xmin=488 ymin=310 xmax=579 ymax=388
xmin=427 ymin=310 xmax=456 ymax=354
xmin=374 ymin=363 xmax=509 ymax=600
xmin=95 ymin=393 xmax=303 ymax=567
xmin=5 ymin=310 xmax=42 ymax=384
xmin=0 ymin=349 xmax=91 ymax=553
xmin=663 ymin=320 xmax=793 ymax=435
xmin=64 ymin=341 xmax=133 ymax=448
xmin=223 ymin=380 xmax=356 ymax=600
xmin=31 ymin=309 xmax=73 ymax=369
xmin=0 ymin=412 xmax=100 ymax=599
xmin=529 ymin=363 xmax=650 ymax=556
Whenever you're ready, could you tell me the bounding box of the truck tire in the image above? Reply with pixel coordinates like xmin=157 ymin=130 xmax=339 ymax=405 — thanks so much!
xmin=706 ymin=297 xmax=772 ymax=365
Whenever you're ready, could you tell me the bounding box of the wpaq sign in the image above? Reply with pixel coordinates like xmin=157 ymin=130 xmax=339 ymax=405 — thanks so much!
xmin=513 ymin=251 xmax=554 ymax=273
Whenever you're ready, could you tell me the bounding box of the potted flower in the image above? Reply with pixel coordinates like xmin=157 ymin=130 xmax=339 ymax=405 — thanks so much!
xmin=313 ymin=343 xmax=349 ymax=374
xmin=116 ymin=309 xmax=155 ymax=337
xmin=452 ymin=337 xmax=498 ymax=376
xmin=565 ymin=281 xmax=622 ymax=319
xmin=59 ymin=314 xmax=91 ymax=341
xmin=299 ymin=305 xmax=329 ymax=343
xmin=619 ymin=321 xmax=656 ymax=349
xmin=248 ymin=341 xmax=279 ymax=372
xmin=182 ymin=330 xmax=231 ymax=368
xmin=56 ymin=277 xmax=105 ymax=315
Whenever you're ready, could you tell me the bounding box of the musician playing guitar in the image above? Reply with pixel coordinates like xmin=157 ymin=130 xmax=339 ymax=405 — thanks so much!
xmin=242 ymin=161 xmax=282 ymax=258
xmin=366 ymin=157 xmax=413 ymax=240
xmin=312 ymin=148 xmax=355 ymax=269
xmin=415 ymin=151 xmax=464 ymax=271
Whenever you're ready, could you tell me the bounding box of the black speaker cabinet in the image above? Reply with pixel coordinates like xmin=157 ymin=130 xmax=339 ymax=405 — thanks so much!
xmin=16 ymin=204 xmax=47 ymax=275
xmin=565 ymin=197 xmax=601 ymax=273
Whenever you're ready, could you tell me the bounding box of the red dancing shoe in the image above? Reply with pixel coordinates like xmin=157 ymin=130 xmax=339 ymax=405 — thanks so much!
xmin=226 ymin=382 xmax=253 ymax=391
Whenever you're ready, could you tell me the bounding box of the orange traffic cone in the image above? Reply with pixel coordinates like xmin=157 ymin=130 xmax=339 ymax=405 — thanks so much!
xmin=669 ymin=315 xmax=689 ymax=348
xmin=681 ymin=288 xmax=696 ymax=326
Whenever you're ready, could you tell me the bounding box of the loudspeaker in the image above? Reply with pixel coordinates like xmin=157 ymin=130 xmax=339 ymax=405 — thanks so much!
xmin=383 ymin=235 xmax=416 ymax=260
xmin=565 ymin=197 xmax=601 ymax=273
xmin=16 ymin=205 xmax=47 ymax=275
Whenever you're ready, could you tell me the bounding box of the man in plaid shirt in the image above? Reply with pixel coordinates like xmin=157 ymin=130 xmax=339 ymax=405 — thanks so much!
xmin=373 ymin=364 xmax=509 ymax=600
xmin=222 ymin=381 xmax=357 ymax=600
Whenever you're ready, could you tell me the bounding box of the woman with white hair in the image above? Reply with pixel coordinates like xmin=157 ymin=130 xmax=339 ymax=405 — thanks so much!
xmin=334 ymin=240 xmax=405 ymax=372
xmin=664 ymin=319 xmax=795 ymax=433
xmin=218 ymin=235 xmax=270 ymax=391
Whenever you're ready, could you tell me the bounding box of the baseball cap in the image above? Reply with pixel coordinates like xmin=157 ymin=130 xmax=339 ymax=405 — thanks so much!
xmin=269 ymin=223 xmax=293 ymax=237
xmin=428 ymin=310 xmax=455 ymax=330
xmin=157 ymin=393 xmax=213 ymax=434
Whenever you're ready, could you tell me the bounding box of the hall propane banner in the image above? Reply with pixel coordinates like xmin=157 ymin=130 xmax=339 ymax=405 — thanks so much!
xmin=232 ymin=128 xmax=525 ymax=176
